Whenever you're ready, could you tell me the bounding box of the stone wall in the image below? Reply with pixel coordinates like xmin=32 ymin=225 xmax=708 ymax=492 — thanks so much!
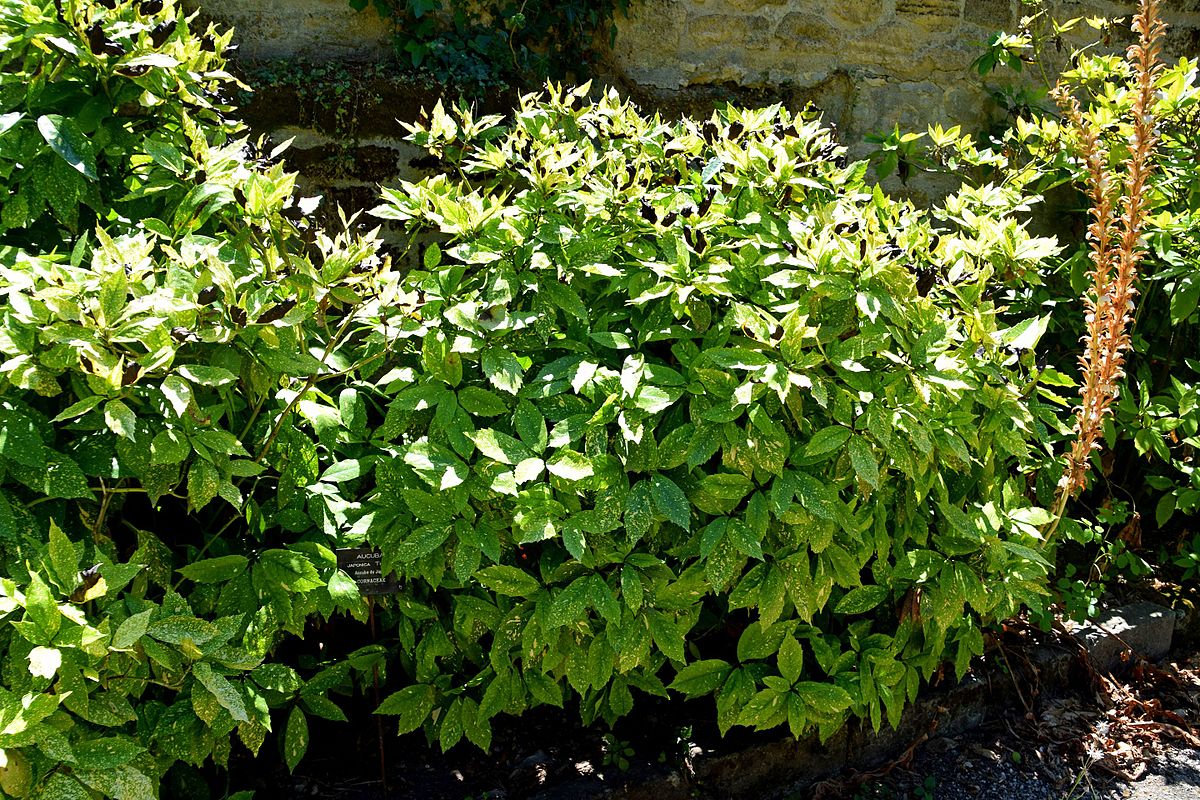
xmin=191 ymin=0 xmax=1200 ymax=215
xmin=608 ymin=0 xmax=1200 ymax=138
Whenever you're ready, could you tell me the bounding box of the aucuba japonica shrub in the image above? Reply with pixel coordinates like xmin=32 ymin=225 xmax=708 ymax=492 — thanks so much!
xmin=361 ymin=86 xmax=1064 ymax=745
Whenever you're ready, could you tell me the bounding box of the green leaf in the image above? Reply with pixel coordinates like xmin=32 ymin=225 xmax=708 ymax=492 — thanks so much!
xmin=546 ymin=451 xmax=593 ymax=481
xmin=376 ymin=684 xmax=436 ymax=735
xmin=193 ymin=662 xmax=249 ymax=722
xmin=72 ymin=737 xmax=144 ymax=770
xmin=482 ymin=348 xmax=524 ymax=394
xmin=737 ymin=621 xmax=789 ymax=662
xmin=999 ymin=315 xmax=1050 ymax=351
xmin=848 ymin=435 xmax=880 ymax=488
xmin=187 ymin=459 xmax=221 ymax=511
xmin=176 ymin=555 xmax=249 ymax=584
xmin=669 ymin=659 xmax=732 ymax=696
xmin=793 ymin=681 xmax=854 ymax=715
xmin=475 ymin=565 xmax=541 ymax=597
xmin=284 ymin=707 xmax=309 ymax=773
xmin=0 ymin=409 xmax=45 ymax=467
xmin=48 ymin=520 xmax=80 ymax=589
xmin=161 ymin=376 xmax=193 ymax=417
xmin=176 ymin=365 xmax=238 ymax=386
xmin=112 ymin=609 xmax=154 ymax=649
xmin=24 ymin=571 xmax=60 ymax=641
xmin=647 ymin=611 xmax=686 ymax=662
xmin=778 ymin=637 xmax=804 ymax=685
xmin=650 ymin=475 xmax=691 ymax=531
xmin=75 ymin=766 xmax=154 ymax=800
xmin=50 ymin=395 xmax=104 ymax=423
xmin=514 ymin=401 xmax=548 ymax=452
xmin=38 ymin=774 xmax=90 ymax=800
xmin=37 ymin=115 xmax=98 ymax=180
xmin=398 ymin=441 xmax=463 ymax=491
xmin=147 ymin=616 xmax=219 ymax=646
xmin=150 ymin=429 xmax=190 ymax=464
xmin=458 ymin=386 xmax=509 ymax=416
xmin=804 ymin=426 xmax=851 ymax=458
xmin=834 ymin=585 xmax=888 ymax=615
xmin=469 ymin=429 xmax=531 ymax=465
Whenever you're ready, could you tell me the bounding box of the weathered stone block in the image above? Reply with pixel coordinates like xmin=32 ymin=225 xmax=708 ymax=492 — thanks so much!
xmin=775 ymin=11 xmax=838 ymax=45
xmin=687 ymin=13 xmax=774 ymax=49
xmin=831 ymin=0 xmax=889 ymax=28
xmin=964 ymin=0 xmax=1015 ymax=27
xmin=1070 ymin=602 xmax=1176 ymax=673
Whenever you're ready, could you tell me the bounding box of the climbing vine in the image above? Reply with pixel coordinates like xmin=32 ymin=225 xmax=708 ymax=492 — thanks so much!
xmin=349 ymin=0 xmax=633 ymax=90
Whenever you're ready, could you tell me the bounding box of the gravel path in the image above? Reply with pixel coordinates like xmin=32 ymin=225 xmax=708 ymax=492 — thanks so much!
xmin=854 ymin=733 xmax=1200 ymax=800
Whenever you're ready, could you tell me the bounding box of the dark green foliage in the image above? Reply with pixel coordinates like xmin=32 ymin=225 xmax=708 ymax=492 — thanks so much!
xmin=348 ymin=0 xmax=632 ymax=90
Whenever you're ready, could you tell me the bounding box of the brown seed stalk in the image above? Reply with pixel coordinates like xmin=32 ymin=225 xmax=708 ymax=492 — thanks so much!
xmin=1053 ymin=0 xmax=1165 ymax=505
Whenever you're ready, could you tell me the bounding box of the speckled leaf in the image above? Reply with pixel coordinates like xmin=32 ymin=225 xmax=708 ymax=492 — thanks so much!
xmin=47 ymin=520 xmax=79 ymax=589
xmin=193 ymin=662 xmax=248 ymax=722
xmin=482 ymin=348 xmax=524 ymax=394
xmin=147 ymin=615 xmax=218 ymax=646
xmin=284 ymin=706 xmax=309 ymax=772
xmin=37 ymin=773 xmax=89 ymax=800
xmin=237 ymin=721 xmax=268 ymax=756
xmin=45 ymin=457 xmax=92 ymax=500
xmin=111 ymin=608 xmax=153 ymax=650
xmin=72 ymin=737 xmax=144 ymax=770
xmin=375 ymin=684 xmax=435 ymax=735
xmin=650 ymin=475 xmax=690 ymax=531
xmin=187 ymin=459 xmax=220 ymax=511
xmin=75 ymin=766 xmax=154 ymax=800
xmin=37 ymin=115 xmax=97 ymax=180
xmin=0 ymin=408 xmax=45 ymax=467
xmin=848 ymin=435 xmax=880 ymax=488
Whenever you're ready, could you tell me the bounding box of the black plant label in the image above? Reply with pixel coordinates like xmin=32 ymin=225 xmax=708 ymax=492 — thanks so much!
xmin=335 ymin=548 xmax=399 ymax=595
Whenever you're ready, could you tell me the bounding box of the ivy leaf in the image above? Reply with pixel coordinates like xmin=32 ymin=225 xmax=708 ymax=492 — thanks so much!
xmin=650 ymin=475 xmax=690 ymax=531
